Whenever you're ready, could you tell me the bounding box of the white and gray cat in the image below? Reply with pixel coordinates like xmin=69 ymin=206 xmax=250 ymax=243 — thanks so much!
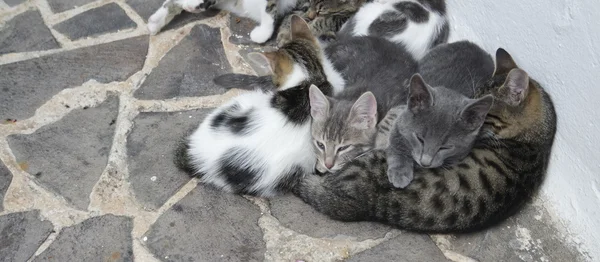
xmin=337 ymin=0 xmax=449 ymax=59
xmin=148 ymin=0 xmax=303 ymax=43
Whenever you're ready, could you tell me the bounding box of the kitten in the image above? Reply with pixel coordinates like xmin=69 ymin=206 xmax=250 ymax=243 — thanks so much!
xmin=293 ymin=49 xmax=558 ymax=233
xmin=148 ymin=0 xmax=305 ymax=43
xmin=175 ymin=16 xmax=335 ymax=196
xmin=276 ymin=0 xmax=370 ymax=46
xmin=307 ymin=36 xmax=418 ymax=172
xmin=337 ymin=0 xmax=449 ymax=59
xmin=385 ymin=74 xmax=493 ymax=188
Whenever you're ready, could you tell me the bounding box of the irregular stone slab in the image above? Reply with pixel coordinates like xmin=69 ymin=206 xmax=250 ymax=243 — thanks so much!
xmin=0 ymin=10 xmax=60 ymax=55
xmin=270 ymin=195 xmax=391 ymax=241
xmin=442 ymin=204 xmax=585 ymax=262
xmin=0 ymin=210 xmax=54 ymax=262
xmin=33 ymin=215 xmax=133 ymax=261
xmin=128 ymin=109 xmax=212 ymax=210
xmin=0 ymin=36 xmax=147 ymax=121
xmin=145 ymin=185 xmax=265 ymax=261
xmin=348 ymin=233 xmax=448 ymax=262
xmin=135 ymin=25 xmax=231 ymax=99
xmin=53 ymin=3 xmax=137 ymax=41
xmin=0 ymin=161 xmax=12 ymax=212
xmin=126 ymin=0 xmax=163 ymax=20
xmin=162 ymin=9 xmax=220 ymax=32
xmin=5 ymin=0 xmax=27 ymax=7
xmin=7 ymin=96 xmax=119 ymax=210
xmin=47 ymin=0 xmax=96 ymax=13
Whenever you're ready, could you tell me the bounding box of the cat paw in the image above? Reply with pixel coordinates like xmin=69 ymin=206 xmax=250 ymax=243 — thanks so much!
xmin=147 ymin=7 xmax=169 ymax=35
xmin=387 ymin=167 xmax=414 ymax=188
xmin=250 ymin=26 xmax=273 ymax=44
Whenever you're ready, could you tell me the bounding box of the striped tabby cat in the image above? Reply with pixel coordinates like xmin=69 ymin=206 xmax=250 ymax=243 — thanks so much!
xmin=293 ymin=49 xmax=558 ymax=233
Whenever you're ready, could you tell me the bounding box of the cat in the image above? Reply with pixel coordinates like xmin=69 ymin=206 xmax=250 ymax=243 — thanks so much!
xmin=384 ymin=74 xmax=493 ymax=188
xmin=175 ymin=16 xmax=337 ymax=196
xmin=293 ymin=48 xmax=558 ymax=233
xmin=304 ymin=35 xmax=418 ymax=173
xmin=148 ymin=0 xmax=307 ymax=43
xmin=275 ymin=0 xmax=370 ymax=46
xmin=337 ymin=0 xmax=449 ymax=60
xmin=384 ymin=40 xmax=496 ymax=188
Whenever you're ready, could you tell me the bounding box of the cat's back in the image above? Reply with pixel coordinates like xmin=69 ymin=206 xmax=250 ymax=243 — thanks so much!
xmin=419 ymin=41 xmax=494 ymax=97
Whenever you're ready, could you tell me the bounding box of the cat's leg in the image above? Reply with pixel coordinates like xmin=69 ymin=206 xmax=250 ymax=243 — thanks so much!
xmin=375 ymin=106 xmax=403 ymax=149
xmin=386 ymin=152 xmax=414 ymax=188
xmin=251 ymin=9 xmax=277 ymax=43
xmin=148 ymin=0 xmax=184 ymax=35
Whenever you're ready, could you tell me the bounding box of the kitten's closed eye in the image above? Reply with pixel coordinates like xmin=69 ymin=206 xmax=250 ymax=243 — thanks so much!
xmin=337 ymin=145 xmax=351 ymax=152
xmin=315 ymin=140 xmax=325 ymax=150
xmin=440 ymin=145 xmax=454 ymax=151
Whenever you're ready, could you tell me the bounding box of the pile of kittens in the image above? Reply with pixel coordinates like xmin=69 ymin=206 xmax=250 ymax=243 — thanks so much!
xmin=156 ymin=0 xmax=557 ymax=233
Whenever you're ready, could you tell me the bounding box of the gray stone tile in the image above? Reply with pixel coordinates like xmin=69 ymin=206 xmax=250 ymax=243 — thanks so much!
xmin=145 ymin=185 xmax=265 ymax=261
xmin=0 ymin=10 xmax=60 ymax=55
xmin=134 ymin=25 xmax=231 ymax=99
xmin=270 ymin=195 xmax=391 ymax=241
xmin=126 ymin=0 xmax=219 ymax=24
xmin=443 ymin=204 xmax=586 ymax=262
xmin=0 ymin=160 xmax=12 ymax=212
xmin=0 ymin=210 xmax=54 ymax=262
xmin=47 ymin=0 xmax=96 ymax=13
xmin=7 ymin=96 xmax=119 ymax=210
xmin=53 ymin=3 xmax=137 ymax=41
xmin=127 ymin=109 xmax=211 ymax=210
xmin=5 ymin=0 xmax=27 ymax=7
xmin=348 ymin=233 xmax=449 ymax=262
xmin=0 ymin=36 xmax=147 ymax=121
xmin=33 ymin=215 xmax=133 ymax=262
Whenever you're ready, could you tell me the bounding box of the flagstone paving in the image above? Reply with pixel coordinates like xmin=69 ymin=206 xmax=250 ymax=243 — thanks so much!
xmin=0 ymin=1 xmax=586 ymax=261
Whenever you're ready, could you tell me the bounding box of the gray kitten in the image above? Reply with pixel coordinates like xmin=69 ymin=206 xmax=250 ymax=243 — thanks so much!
xmin=384 ymin=74 xmax=493 ymax=188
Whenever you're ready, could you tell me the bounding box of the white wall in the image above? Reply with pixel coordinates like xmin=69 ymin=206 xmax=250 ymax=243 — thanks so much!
xmin=446 ymin=0 xmax=600 ymax=260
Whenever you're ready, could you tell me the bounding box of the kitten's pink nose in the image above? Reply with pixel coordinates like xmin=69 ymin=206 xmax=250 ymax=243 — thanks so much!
xmin=325 ymin=161 xmax=334 ymax=169
xmin=420 ymin=155 xmax=433 ymax=167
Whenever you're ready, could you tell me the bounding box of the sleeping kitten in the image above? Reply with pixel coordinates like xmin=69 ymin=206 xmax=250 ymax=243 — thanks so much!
xmin=294 ymin=48 xmax=558 ymax=233
xmin=276 ymin=0 xmax=370 ymax=46
xmin=148 ymin=0 xmax=306 ymax=43
xmin=337 ymin=0 xmax=449 ymax=59
xmin=385 ymin=74 xmax=493 ymax=188
xmin=175 ymin=16 xmax=335 ymax=196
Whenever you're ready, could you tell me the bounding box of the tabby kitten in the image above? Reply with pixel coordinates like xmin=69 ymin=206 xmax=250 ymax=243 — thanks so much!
xmin=338 ymin=0 xmax=449 ymax=59
xmin=276 ymin=0 xmax=370 ymax=46
xmin=293 ymin=49 xmax=557 ymax=233
xmin=176 ymin=16 xmax=334 ymax=196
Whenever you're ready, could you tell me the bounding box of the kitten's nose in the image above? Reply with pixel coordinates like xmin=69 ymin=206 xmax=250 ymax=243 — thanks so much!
xmin=420 ymin=155 xmax=433 ymax=167
xmin=325 ymin=162 xmax=334 ymax=169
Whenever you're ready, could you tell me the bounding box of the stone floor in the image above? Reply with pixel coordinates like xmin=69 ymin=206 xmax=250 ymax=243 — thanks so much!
xmin=0 ymin=0 xmax=588 ymax=261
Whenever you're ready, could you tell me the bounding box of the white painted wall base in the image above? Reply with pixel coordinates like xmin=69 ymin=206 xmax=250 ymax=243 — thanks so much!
xmin=445 ymin=0 xmax=600 ymax=260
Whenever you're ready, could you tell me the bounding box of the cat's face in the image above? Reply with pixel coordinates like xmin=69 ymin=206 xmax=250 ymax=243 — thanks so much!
xmin=395 ymin=74 xmax=494 ymax=168
xmin=309 ymin=86 xmax=378 ymax=173
xmin=306 ymin=0 xmax=364 ymax=20
xmin=247 ymin=16 xmax=328 ymax=89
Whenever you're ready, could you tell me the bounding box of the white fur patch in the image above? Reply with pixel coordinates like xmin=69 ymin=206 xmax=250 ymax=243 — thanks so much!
xmin=280 ymin=64 xmax=308 ymax=90
xmin=188 ymin=90 xmax=316 ymax=196
xmin=320 ymin=52 xmax=346 ymax=95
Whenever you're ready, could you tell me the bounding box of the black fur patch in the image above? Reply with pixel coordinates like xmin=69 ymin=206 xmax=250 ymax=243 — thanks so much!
xmin=218 ymin=147 xmax=261 ymax=193
xmin=393 ymin=2 xmax=429 ymax=23
xmin=369 ymin=11 xmax=408 ymax=37
xmin=210 ymin=108 xmax=254 ymax=135
xmin=271 ymin=85 xmax=312 ymax=124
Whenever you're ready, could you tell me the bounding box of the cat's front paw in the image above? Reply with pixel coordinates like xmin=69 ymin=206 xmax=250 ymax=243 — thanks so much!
xmin=147 ymin=6 xmax=169 ymax=35
xmin=250 ymin=25 xmax=273 ymax=44
xmin=387 ymin=166 xmax=414 ymax=188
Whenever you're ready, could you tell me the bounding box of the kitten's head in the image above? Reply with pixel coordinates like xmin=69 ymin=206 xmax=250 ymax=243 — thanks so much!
xmin=395 ymin=74 xmax=494 ymax=168
xmin=309 ymin=85 xmax=378 ymax=173
xmin=247 ymin=15 xmax=330 ymax=90
xmin=306 ymin=0 xmax=365 ymax=20
xmin=477 ymin=49 xmax=557 ymax=146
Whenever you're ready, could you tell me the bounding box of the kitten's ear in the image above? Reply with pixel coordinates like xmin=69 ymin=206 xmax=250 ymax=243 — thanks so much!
xmin=494 ymin=48 xmax=518 ymax=75
xmin=498 ymin=68 xmax=529 ymax=106
xmin=461 ymin=95 xmax=494 ymax=130
xmin=290 ymin=15 xmax=316 ymax=43
xmin=349 ymin=92 xmax=378 ymax=130
xmin=309 ymin=85 xmax=330 ymax=121
xmin=407 ymin=74 xmax=433 ymax=114
xmin=248 ymin=52 xmax=277 ymax=74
